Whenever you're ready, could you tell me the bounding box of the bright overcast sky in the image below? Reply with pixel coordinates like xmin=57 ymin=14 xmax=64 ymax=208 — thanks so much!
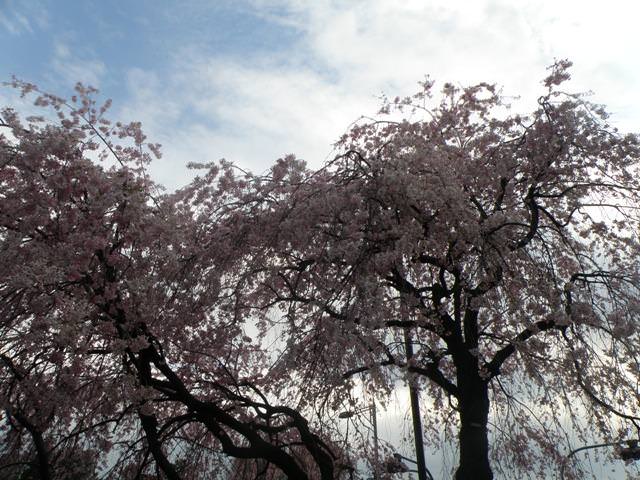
xmin=2 ymin=0 xmax=640 ymax=191
xmin=2 ymin=1 xmax=640 ymax=477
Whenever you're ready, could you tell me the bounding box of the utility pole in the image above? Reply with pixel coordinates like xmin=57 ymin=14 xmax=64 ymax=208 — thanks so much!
xmin=404 ymin=328 xmax=429 ymax=480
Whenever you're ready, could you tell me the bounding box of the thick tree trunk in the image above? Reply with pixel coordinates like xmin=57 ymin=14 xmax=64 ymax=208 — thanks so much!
xmin=455 ymin=381 xmax=492 ymax=480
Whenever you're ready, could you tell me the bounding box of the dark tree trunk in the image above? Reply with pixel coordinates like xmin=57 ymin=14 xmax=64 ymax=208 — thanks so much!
xmin=455 ymin=379 xmax=492 ymax=480
xmin=12 ymin=412 xmax=51 ymax=480
xmin=139 ymin=413 xmax=182 ymax=480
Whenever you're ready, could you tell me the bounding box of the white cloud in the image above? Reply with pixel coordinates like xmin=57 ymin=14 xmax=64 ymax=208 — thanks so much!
xmin=0 ymin=0 xmax=48 ymax=35
xmin=174 ymin=56 xmax=371 ymax=157
xmin=119 ymin=55 xmax=381 ymax=189
xmin=50 ymin=40 xmax=106 ymax=88
xmin=251 ymin=0 xmax=640 ymax=123
xmin=0 ymin=10 xmax=30 ymax=34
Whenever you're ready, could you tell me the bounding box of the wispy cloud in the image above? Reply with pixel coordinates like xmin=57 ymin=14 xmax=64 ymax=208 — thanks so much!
xmin=0 ymin=0 xmax=48 ymax=35
xmin=50 ymin=40 xmax=106 ymax=88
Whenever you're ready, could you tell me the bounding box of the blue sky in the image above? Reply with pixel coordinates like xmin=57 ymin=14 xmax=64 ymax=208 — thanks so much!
xmin=2 ymin=2 xmax=640 ymax=476
xmin=1 ymin=1 xmax=301 ymax=93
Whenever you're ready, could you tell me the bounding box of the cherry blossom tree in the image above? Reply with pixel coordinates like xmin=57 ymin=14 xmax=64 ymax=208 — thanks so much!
xmin=185 ymin=61 xmax=640 ymax=479
xmin=0 ymin=82 xmax=343 ymax=479
xmin=4 ymin=60 xmax=640 ymax=480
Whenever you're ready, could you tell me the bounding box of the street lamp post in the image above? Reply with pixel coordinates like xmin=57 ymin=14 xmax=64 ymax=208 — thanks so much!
xmin=339 ymin=403 xmax=380 ymax=480
xmin=339 ymin=402 xmax=436 ymax=480
xmin=560 ymin=439 xmax=640 ymax=480
xmin=371 ymin=402 xmax=379 ymax=480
